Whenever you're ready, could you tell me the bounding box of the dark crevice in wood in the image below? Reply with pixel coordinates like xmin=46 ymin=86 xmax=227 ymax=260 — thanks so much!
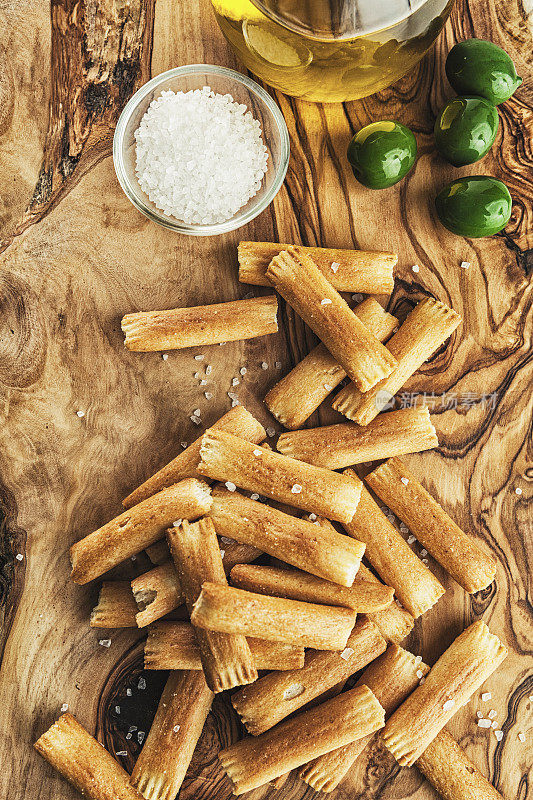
xmin=0 ymin=484 xmax=27 ymax=668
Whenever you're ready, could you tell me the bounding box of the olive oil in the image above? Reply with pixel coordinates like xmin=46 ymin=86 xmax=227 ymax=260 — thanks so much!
xmin=212 ymin=0 xmax=454 ymax=102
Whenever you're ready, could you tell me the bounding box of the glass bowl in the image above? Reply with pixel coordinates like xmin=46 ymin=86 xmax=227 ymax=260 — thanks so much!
xmin=113 ymin=64 xmax=290 ymax=235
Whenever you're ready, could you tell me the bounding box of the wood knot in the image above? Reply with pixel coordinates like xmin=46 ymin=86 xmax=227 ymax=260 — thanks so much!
xmin=0 ymin=277 xmax=47 ymax=388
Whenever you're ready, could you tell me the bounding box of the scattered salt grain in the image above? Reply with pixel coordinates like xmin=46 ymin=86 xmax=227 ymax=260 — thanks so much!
xmin=76 ymin=410 xmax=85 ymax=418
xmin=321 ymin=298 xmax=332 ymax=305
xmin=204 ymin=392 xmax=213 ymax=400
xmin=419 ymin=677 xmax=426 ymax=685
xmin=416 ymin=670 xmax=424 ymax=679
xmin=283 ymin=683 xmax=304 ymax=700
xmin=232 ymin=399 xmax=240 ymax=407
xmin=191 ymin=415 xmax=201 ymax=425
xmin=61 ymin=703 xmax=69 ymax=712
xmin=422 ymin=558 xmax=429 ymax=564
xmin=225 ymin=482 xmax=237 ymax=492
xmin=420 ymin=549 xmax=428 ymax=557
xmin=494 ymin=730 xmax=503 ymax=742
xmin=253 ymin=449 xmax=262 ymax=456
xmin=414 ymin=655 xmax=422 ymax=664
xmin=219 ymin=341 xmax=226 ymax=346
xmin=135 ymin=87 xmax=268 ymax=224
xmin=116 ymin=751 xmax=128 ymax=757
xmin=331 ymin=261 xmax=340 ymax=273
xmin=275 ymin=361 xmax=282 ymax=369
xmin=488 ymin=709 xmax=497 ymax=719
xmin=15 ymin=553 xmax=23 ymax=561
xmin=400 ymin=477 xmax=409 ymax=486
xmin=323 ymin=384 xmax=333 ymax=392
xmin=200 ymin=379 xmax=208 ymax=386
xmin=137 ymin=731 xmax=145 ymax=745
xmin=126 ymin=688 xmax=132 ymax=697
xmin=173 ymin=519 xmax=183 ymax=527
xmin=340 ymin=648 xmax=354 ymax=661
xmin=232 ymin=378 xmax=240 ymax=387
xmin=266 ymin=427 xmax=276 ymax=438
xmin=518 ymin=732 xmax=525 ymax=743
xmin=412 ymin=264 xmax=420 ymax=273
xmin=481 ymin=692 xmax=492 ymax=701
xmin=443 ymin=699 xmax=455 ymax=712
xmin=291 ymin=484 xmax=302 ymax=494
xmin=228 ymin=392 xmax=238 ymax=401
xmin=115 ymin=705 xmax=121 ymax=715
xmin=352 ymin=293 xmax=363 ymax=303
xmin=99 ymin=639 xmax=111 ymax=648
xmin=407 ymin=535 xmax=416 ymax=545
xmin=173 ymin=725 xmax=181 ymax=733
xmin=219 ymin=550 xmax=225 ymax=558
xmin=206 ymin=365 xmax=213 ymax=375
xmin=515 ymin=487 xmax=522 ymax=495
xmin=476 ymin=711 xmax=483 ymax=719
xmin=477 ymin=719 xmax=491 ymax=728
xmin=194 ymin=355 xmax=205 ymax=361
xmin=194 ymin=372 xmax=200 ymax=379
xmin=308 ymin=513 xmax=317 ymax=521
xmin=261 ymin=362 xmax=268 ymax=370
xmin=250 ymin=493 xmax=260 ymax=501
xmin=193 ymin=409 xmax=201 ymax=416
xmin=491 ymin=721 xmax=498 ymax=729
xmin=138 ymin=677 xmax=147 ymax=690
xmin=240 ymin=367 xmax=247 ymax=376
xmin=460 ymin=261 xmax=470 ymax=269
xmin=162 ymin=353 xmax=169 ymax=361
xmin=399 ymin=523 xmax=409 ymax=533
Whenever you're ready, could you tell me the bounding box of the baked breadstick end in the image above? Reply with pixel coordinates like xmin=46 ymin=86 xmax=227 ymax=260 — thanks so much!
xmin=122 ymin=295 xmax=278 ymax=351
xmin=90 ymin=582 xmax=138 ymax=628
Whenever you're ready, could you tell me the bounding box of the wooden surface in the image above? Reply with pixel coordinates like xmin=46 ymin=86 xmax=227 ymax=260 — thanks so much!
xmin=0 ymin=1 xmax=531 ymax=799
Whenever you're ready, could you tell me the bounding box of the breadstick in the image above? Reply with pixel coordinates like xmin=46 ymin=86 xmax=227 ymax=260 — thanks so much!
xmin=209 ymin=486 xmax=365 ymax=586
xmin=230 ymin=564 xmax=394 ymax=613
xmin=365 ymin=457 xmax=496 ymax=593
xmin=231 ymin=617 xmax=386 ymax=734
xmin=277 ymin=407 xmax=438 ymax=469
xmin=265 ymin=299 xmax=398 ymax=430
xmin=306 ymin=517 xmax=415 ymax=643
xmin=90 ymin=582 xmax=138 ymax=628
xmin=70 ymin=479 xmax=212 ymax=585
xmin=416 ymin=728 xmax=506 ymax=800
xmin=198 ymin=428 xmax=362 ymax=523
xmin=266 ymin=247 xmax=397 ymax=391
xmin=131 ymin=562 xmax=183 ymax=628
xmin=332 ymin=297 xmax=461 ymax=424
xmin=130 ymin=670 xmax=213 ymax=800
xmin=123 ymin=406 xmax=266 ymax=508
xmin=238 ymin=241 xmax=396 ymax=293
xmin=144 ymin=622 xmax=305 ymax=671
xmin=145 ymin=539 xmax=172 ymax=564
xmin=122 ymin=295 xmax=278 ymax=352
xmin=131 ymin=537 xmax=262 ymax=628
xmin=382 ymin=620 xmax=507 ymax=766
xmin=191 ymin=582 xmax=356 ymax=650
xmin=344 ymin=477 xmax=445 ymax=617
xmin=300 ymin=645 xmax=430 ymax=791
xmin=167 ymin=518 xmax=257 ymax=692
xmin=219 ymin=684 xmax=385 ymax=795
xmin=34 ymin=713 xmax=144 ymax=800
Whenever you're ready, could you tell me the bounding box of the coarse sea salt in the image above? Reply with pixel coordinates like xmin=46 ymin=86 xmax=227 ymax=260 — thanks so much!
xmin=135 ymin=87 xmax=268 ymax=225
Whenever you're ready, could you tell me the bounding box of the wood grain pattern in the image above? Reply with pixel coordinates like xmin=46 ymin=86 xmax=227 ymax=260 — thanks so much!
xmin=0 ymin=0 xmax=531 ymax=799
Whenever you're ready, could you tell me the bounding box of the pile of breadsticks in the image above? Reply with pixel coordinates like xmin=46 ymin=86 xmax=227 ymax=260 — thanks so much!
xmin=35 ymin=243 xmax=506 ymax=800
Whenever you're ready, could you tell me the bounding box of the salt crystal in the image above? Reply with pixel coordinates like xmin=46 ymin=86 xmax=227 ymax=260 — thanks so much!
xmin=308 ymin=513 xmax=317 ymax=521
xmin=225 ymin=482 xmax=237 ymax=492
xmin=414 ymin=655 xmax=422 ymax=664
xmin=494 ymin=730 xmax=503 ymax=742
xmin=232 ymin=378 xmax=240 ymax=386
xmin=219 ymin=342 xmax=226 ymax=346
xmin=204 ymin=391 xmax=213 ymax=400
xmin=518 ymin=732 xmax=525 ymax=742
xmin=323 ymin=384 xmax=333 ymax=392
xmin=240 ymin=367 xmax=247 ymax=375
xmin=15 ymin=553 xmax=23 ymax=561
xmin=443 ymin=699 xmax=455 ymax=712
xmin=416 ymin=670 xmax=424 ymax=679
xmin=261 ymin=361 xmax=268 ymax=370
xmin=460 ymin=261 xmax=470 ymax=269
xmin=99 ymin=639 xmax=111 ymax=648
xmin=352 ymin=293 xmax=363 ymax=303
xmin=194 ymin=355 xmax=205 ymax=361
xmin=193 ymin=408 xmax=201 ymax=416
xmin=340 ymin=648 xmax=354 ymax=660
xmin=412 ymin=264 xmax=420 ymax=273
xmin=115 ymin=705 xmax=121 ymax=715
xmin=194 ymin=372 xmax=200 ymax=379
xmin=320 ymin=298 xmax=332 ymax=305
xmin=137 ymin=731 xmax=145 ymax=745
xmin=266 ymin=427 xmax=276 ymax=438
xmin=400 ymin=477 xmax=409 ymax=486
xmin=162 ymin=353 xmax=168 ymax=361
xmin=488 ymin=709 xmax=497 ymax=719
xmin=126 ymin=688 xmax=132 ymax=697
xmin=477 ymin=719 xmax=491 ymax=728
xmin=476 ymin=711 xmax=483 ymax=718
xmin=291 ymin=484 xmax=302 ymax=494
xmin=116 ymin=751 xmax=128 ymax=757
xmin=76 ymin=410 xmax=85 ymax=418
xmin=422 ymin=558 xmax=429 ymax=564
xmin=515 ymin=487 xmax=522 ymax=495
xmin=232 ymin=399 xmax=240 ymax=407
xmin=250 ymin=493 xmax=260 ymax=501
xmin=173 ymin=519 xmax=183 ymax=527
xmin=61 ymin=703 xmax=69 ymax=712
xmin=491 ymin=721 xmax=498 ymax=729
xmin=253 ymin=449 xmax=262 ymax=456
xmin=206 ymin=365 xmax=213 ymax=375
xmin=138 ymin=677 xmax=146 ymax=690
xmin=481 ymin=692 xmax=492 ymax=701
xmin=283 ymin=683 xmax=304 ymax=700
xmin=190 ymin=415 xmax=201 ymax=425
xmin=173 ymin=725 xmax=181 ymax=733
xmin=275 ymin=361 xmax=282 ymax=369
xmin=200 ymin=379 xmax=207 ymax=386
xmin=331 ymin=261 xmax=340 ymax=273
xmin=219 ymin=550 xmax=225 ymax=558
xmin=407 ymin=535 xmax=416 ymax=544
xmin=130 ymin=555 xmax=136 ymax=562
xmin=420 ymin=548 xmax=428 ymax=557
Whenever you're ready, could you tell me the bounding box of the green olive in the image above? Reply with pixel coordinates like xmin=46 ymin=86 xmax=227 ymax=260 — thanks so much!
xmin=435 ymin=176 xmax=512 ymax=238
xmin=446 ymin=39 xmax=522 ymax=105
xmin=434 ymin=96 xmax=499 ymax=166
xmin=347 ymin=121 xmax=417 ymax=189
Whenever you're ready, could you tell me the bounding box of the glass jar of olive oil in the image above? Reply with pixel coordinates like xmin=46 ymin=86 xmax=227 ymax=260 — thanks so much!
xmin=212 ymin=0 xmax=454 ymax=102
